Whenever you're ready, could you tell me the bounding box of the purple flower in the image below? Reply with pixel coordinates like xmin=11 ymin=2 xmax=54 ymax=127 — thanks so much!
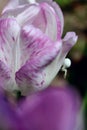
xmin=0 ymin=93 xmax=21 ymax=130
xmin=0 ymin=0 xmax=78 ymax=94
xmin=0 ymin=87 xmax=83 ymax=130
xmin=0 ymin=1 xmax=83 ymax=130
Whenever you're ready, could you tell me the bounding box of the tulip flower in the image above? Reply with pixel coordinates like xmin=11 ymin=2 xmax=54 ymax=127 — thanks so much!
xmin=0 ymin=0 xmax=78 ymax=94
xmin=0 ymin=87 xmax=83 ymax=130
xmin=0 ymin=93 xmax=21 ymax=130
xmin=0 ymin=1 xmax=83 ymax=130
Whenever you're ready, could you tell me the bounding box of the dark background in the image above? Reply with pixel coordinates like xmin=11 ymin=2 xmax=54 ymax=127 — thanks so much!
xmin=54 ymin=0 xmax=87 ymax=129
xmin=56 ymin=0 xmax=87 ymax=97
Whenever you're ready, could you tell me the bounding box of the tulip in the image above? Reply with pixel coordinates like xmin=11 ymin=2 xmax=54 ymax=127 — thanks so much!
xmin=0 ymin=0 xmax=78 ymax=94
xmin=0 ymin=93 xmax=21 ymax=130
xmin=0 ymin=87 xmax=83 ymax=130
xmin=0 ymin=1 xmax=83 ymax=130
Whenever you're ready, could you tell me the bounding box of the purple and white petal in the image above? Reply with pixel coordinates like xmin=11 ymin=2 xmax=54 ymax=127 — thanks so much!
xmin=55 ymin=32 xmax=78 ymax=72
xmin=36 ymin=0 xmax=52 ymax=3
xmin=0 ymin=18 xmax=20 ymax=91
xmin=2 ymin=4 xmax=46 ymax=34
xmin=0 ymin=60 xmax=11 ymax=92
xmin=18 ymin=0 xmax=37 ymax=5
xmin=49 ymin=1 xmax=64 ymax=35
xmin=2 ymin=0 xmax=34 ymax=14
xmin=0 ymin=0 xmax=78 ymax=95
xmin=36 ymin=0 xmax=64 ymax=36
xmin=15 ymin=25 xmax=62 ymax=94
xmin=41 ymin=32 xmax=78 ymax=90
xmin=0 ymin=18 xmax=20 ymax=68
xmin=15 ymin=30 xmax=77 ymax=95
xmin=16 ymin=3 xmax=59 ymax=41
xmin=16 ymin=4 xmax=41 ymax=26
xmin=3 ymin=3 xmax=59 ymax=41
xmin=2 ymin=4 xmax=35 ymax=19
xmin=40 ymin=3 xmax=61 ymax=41
xmin=61 ymin=32 xmax=78 ymax=58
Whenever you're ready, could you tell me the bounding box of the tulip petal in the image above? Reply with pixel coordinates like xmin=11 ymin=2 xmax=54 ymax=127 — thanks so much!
xmin=49 ymin=2 xmax=64 ymax=35
xmin=54 ymin=32 xmax=78 ymax=73
xmin=4 ymin=3 xmax=59 ymax=41
xmin=40 ymin=3 xmax=61 ymax=40
xmin=41 ymin=32 xmax=78 ymax=91
xmin=16 ymin=3 xmax=59 ymax=41
xmin=0 ymin=18 xmax=20 ymax=67
xmin=15 ymin=25 xmax=62 ymax=94
xmin=41 ymin=32 xmax=78 ymax=89
xmin=2 ymin=4 xmax=35 ymax=19
xmin=62 ymin=32 xmax=78 ymax=52
xmin=0 ymin=60 xmax=11 ymax=91
xmin=18 ymin=87 xmax=82 ymax=130
xmin=0 ymin=93 xmax=22 ymax=130
xmin=16 ymin=4 xmax=43 ymax=27
xmin=36 ymin=0 xmax=52 ymax=2
xmin=2 ymin=0 xmax=33 ymax=13
xmin=19 ymin=0 xmax=30 ymax=4
xmin=0 ymin=18 xmax=20 ymax=91
xmin=2 ymin=2 xmax=60 ymax=41
xmin=2 ymin=4 xmax=47 ymax=34
xmin=2 ymin=0 xmax=19 ymax=13
xmin=17 ymin=4 xmax=47 ymax=33
xmin=36 ymin=0 xmax=64 ymax=36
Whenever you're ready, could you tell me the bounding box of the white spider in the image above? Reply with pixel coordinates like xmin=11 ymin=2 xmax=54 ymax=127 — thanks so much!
xmin=62 ymin=58 xmax=71 ymax=78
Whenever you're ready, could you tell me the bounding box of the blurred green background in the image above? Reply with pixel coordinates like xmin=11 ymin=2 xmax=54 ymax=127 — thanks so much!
xmin=54 ymin=0 xmax=87 ymax=129
xmin=55 ymin=0 xmax=87 ymax=97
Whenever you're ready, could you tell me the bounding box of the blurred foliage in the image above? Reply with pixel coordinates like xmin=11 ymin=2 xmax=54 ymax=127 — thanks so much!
xmin=84 ymin=94 xmax=87 ymax=130
xmin=55 ymin=0 xmax=87 ymax=98
xmin=55 ymin=0 xmax=72 ymax=6
xmin=55 ymin=0 xmax=87 ymax=6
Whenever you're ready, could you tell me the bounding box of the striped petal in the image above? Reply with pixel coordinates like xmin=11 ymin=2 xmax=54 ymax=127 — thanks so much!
xmin=36 ymin=0 xmax=64 ymax=36
xmin=16 ymin=3 xmax=59 ymax=41
xmin=15 ymin=25 xmax=62 ymax=95
xmin=39 ymin=3 xmax=61 ymax=40
xmin=0 ymin=1 xmax=78 ymax=94
xmin=0 ymin=61 xmax=11 ymax=92
xmin=2 ymin=0 xmax=33 ymax=13
xmin=40 ymin=32 xmax=78 ymax=91
xmin=16 ymin=5 xmax=41 ymax=26
xmin=51 ymin=32 xmax=78 ymax=78
xmin=0 ymin=18 xmax=20 ymax=91
xmin=2 ymin=3 xmax=60 ymax=41
xmin=49 ymin=1 xmax=64 ymax=35
xmin=2 ymin=4 xmax=46 ymax=34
